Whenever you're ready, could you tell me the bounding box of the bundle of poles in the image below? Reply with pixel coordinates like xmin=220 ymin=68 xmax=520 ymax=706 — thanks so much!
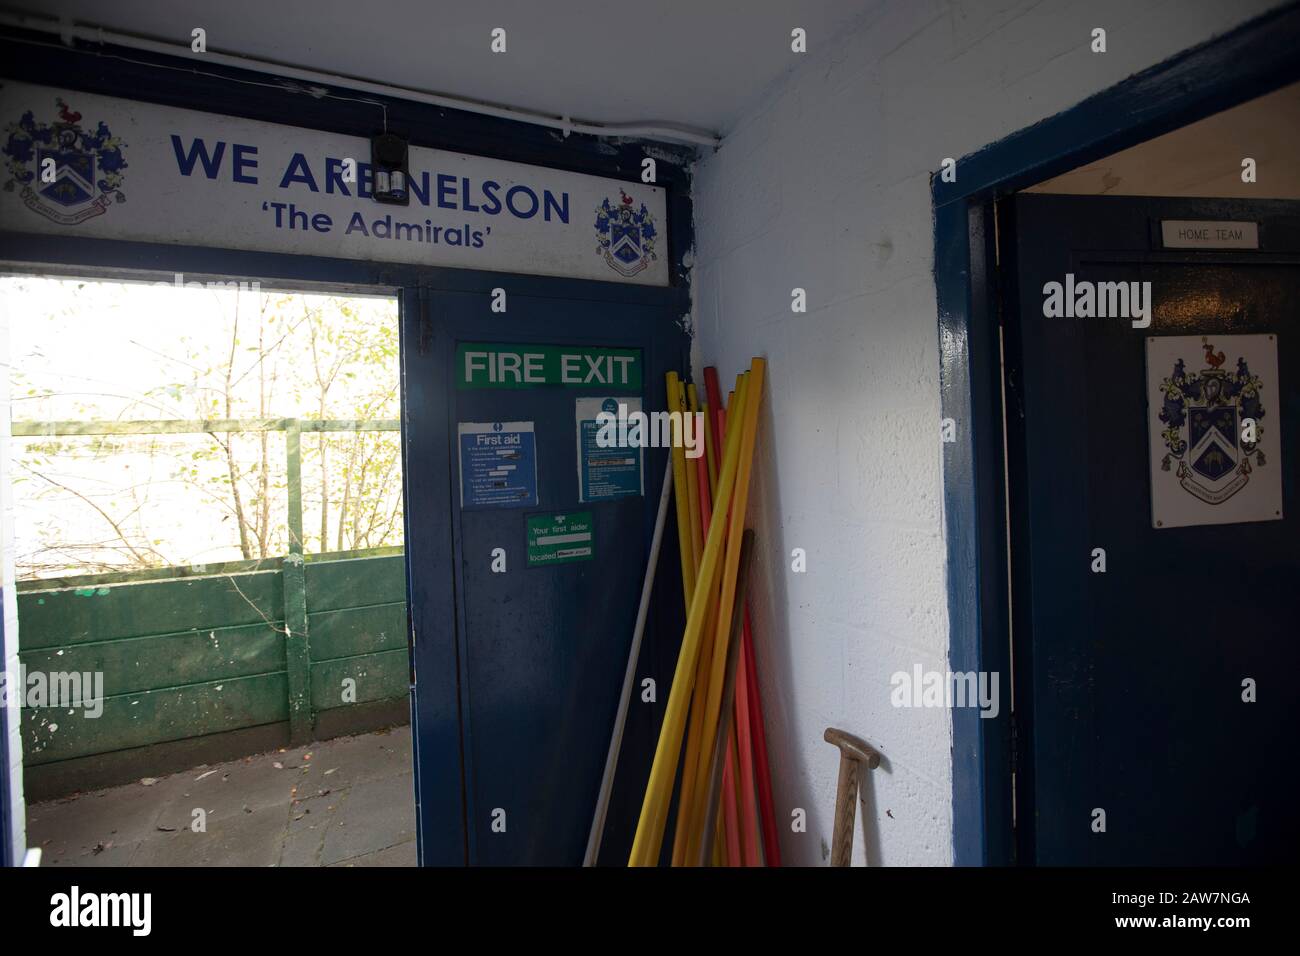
xmin=585 ymin=357 xmax=781 ymax=866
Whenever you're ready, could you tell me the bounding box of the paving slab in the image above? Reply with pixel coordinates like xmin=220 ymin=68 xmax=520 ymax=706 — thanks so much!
xmin=130 ymin=803 xmax=289 ymax=867
xmin=328 ymin=839 xmax=418 ymax=867
xmin=153 ymin=754 xmax=303 ymax=830
xmin=27 ymin=726 xmax=416 ymax=868
xmin=26 ymin=774 xmax=186 ymax=864
xmin=280 ymin=787 xmax=348 ymax=867
xmin=304 ymin=727 xmax=412 ymax=791
xmin=320 ymin=773 xmax=416 ymax=866
xmin=49 ymin=838 xmax=143 ymax=868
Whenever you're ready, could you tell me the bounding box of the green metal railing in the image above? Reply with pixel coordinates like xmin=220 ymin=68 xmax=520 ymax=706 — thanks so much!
xmin=12 ymin=417 xmax=402 ymax=745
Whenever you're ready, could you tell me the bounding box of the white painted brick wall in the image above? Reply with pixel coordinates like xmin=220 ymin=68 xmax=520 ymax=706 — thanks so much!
xmin=690 ymin=0 xmax=1282 ymax=865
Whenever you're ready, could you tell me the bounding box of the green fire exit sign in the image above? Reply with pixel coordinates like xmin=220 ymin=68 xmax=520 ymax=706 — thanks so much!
xmin=457 ymin=342 xmax=642 ymax=390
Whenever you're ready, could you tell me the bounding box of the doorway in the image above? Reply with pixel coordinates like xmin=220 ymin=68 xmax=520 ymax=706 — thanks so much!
xmin=999 ymin=193 xmax=1298 ymax=864
xmin=934 ymin=6 xmax=1300 ymax=866
xmin=401 ymin=281 xmax=687 ymax=865
xmin=999 ymin=80 xmax=1300 ymax=864
xmin=2 ymin=273 xmax=416 ymax=866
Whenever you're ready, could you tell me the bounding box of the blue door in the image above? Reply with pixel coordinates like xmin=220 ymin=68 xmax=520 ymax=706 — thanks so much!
xmin=1003 ymin=195 xmax=1300 ymax=864
xmin=402 ymin=279 xmax=686 ymax=865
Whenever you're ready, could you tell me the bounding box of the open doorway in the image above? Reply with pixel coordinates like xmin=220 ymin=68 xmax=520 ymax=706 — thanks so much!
xmin=934 ymin=9 xmax=1300 ymax=865
xmin=996 ymin=83 xmax=1299 ymax=864
xmin=3 ymin=274 xmax=416 ymax=866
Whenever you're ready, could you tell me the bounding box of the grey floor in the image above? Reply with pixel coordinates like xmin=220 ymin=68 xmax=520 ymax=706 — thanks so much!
xmin=27 ymin=725 xmax=417 ymax=867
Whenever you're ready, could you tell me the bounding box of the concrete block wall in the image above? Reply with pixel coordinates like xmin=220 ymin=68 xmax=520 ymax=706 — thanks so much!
xmin=0 ymin=287 xmax=24 ymax=864
xmin=690 ymin=0 xmax=1282 ymax=865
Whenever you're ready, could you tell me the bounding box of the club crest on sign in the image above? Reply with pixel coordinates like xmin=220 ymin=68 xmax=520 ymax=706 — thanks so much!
xmin=3 ymin=97 xmax=127 ymax=225
xmin=1156 ymin=337 xmax=1266 ymax=506
xmin=595 ymin=189 xmax=657 ymax=278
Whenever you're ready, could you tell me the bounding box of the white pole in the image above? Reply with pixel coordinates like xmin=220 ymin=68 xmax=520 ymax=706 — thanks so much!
xmin=584 ymin=456 xmax=674 ymax=866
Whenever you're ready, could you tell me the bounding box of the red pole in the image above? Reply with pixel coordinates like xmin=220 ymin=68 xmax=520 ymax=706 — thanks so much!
xmin=704 ymin=367 xmax=779 ymax=866
xmin=743 ymin=608 xmax=780 ymax=866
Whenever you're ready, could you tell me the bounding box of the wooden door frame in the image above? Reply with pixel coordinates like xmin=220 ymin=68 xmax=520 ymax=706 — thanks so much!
xmin=933 ymin=1 xmax=1300 ymax=866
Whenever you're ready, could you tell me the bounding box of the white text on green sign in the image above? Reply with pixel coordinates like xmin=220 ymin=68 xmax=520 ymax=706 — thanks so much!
xmin=527 ymin=511 xmax=594 ymax=566
xmin=458 ymin=343 xmax=642 ymax=390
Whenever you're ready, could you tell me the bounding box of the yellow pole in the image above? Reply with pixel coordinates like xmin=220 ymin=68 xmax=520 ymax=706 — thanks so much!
xmin=677 ymin=372 xmax=744 ymax=855
xmin=670 ymin=379 xmax=743 ymax=868
xmin=665 ymin=372 xmax=694 ymax=612
xmin=683 ymin=358 xmax=765 ymax=864
xmin=676 ymin=377 xmax=748 ymax=863
xmin=684 ymin=383 xmax=704 ymax=573
xmin=629 ymin=372 xmax=752 ymax=865
xmin=670 ymin=375 xmax=748 ymax=864
xmin=671 ymin=591 xmax=717 ymax=865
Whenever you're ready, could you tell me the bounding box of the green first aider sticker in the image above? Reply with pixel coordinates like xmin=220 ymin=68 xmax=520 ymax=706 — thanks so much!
xmin=527 ymin=511 xmax=594 ymax=566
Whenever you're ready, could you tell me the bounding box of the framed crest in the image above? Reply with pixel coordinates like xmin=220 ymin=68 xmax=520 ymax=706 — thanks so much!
xmin=1146 ymin=333 xmax=1283 ymax=528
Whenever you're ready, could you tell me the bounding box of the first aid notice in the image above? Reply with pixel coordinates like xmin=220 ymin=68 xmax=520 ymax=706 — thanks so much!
xmin=457 ymin=421 xmax=538 ymax=508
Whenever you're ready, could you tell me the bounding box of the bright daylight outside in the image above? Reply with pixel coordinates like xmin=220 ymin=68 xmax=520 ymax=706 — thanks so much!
xmin=3 ymin=275 xmax=416 ymax=867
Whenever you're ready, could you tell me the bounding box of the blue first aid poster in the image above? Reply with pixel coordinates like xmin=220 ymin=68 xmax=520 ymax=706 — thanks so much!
xmin=458 ymin=421 xmax=538 ymax=508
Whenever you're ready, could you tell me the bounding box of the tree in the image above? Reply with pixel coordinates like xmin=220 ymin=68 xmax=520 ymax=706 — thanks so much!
xmin=4 ymin=278 xmax=403 ymax=580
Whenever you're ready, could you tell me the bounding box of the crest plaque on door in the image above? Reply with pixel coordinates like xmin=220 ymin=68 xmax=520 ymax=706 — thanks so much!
xmin=1146 ymin=333 xmax=1283 ymax=529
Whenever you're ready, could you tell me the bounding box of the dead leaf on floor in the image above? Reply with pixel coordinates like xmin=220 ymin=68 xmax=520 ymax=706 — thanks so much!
xmin=140 ymin=777 xmax=157 ymax=786
xmin=157 ymin=825 xmax=177 ymax=832
xmin=194 ymin=769 xmax=218 ymax=781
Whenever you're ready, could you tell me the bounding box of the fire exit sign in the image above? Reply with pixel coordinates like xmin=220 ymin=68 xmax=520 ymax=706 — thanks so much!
xmin=457 ymin=342 xmax=642 ymax=390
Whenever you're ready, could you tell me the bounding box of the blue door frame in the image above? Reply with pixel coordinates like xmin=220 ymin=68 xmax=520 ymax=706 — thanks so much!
xmin=934 ymin=1 xmax=1300 ymax=865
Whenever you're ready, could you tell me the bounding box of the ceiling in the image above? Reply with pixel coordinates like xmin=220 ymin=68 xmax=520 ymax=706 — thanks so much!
xmin=1028 ymin=82 xmax=1300 ymax=199
xmin=4 ymin=0 xmax=879 ymax=136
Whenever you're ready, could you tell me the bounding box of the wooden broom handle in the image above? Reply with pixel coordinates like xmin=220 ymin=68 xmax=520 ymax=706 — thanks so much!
xmin=824 ymin=728 xmax=881 ymax=867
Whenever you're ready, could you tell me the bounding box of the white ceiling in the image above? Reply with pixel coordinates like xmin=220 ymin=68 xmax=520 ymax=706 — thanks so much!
xmin=9 ymin=0 xmax=879 ymax=136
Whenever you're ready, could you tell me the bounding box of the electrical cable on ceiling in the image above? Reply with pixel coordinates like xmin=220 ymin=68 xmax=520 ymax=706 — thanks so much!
xmin=0 ymin=10 xmax=722 ymax=148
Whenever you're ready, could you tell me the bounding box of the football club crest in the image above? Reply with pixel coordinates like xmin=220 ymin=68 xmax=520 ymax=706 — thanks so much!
xmin=1146 ymin=333 xmax=1283 ymax=528
xmin=595 ymin=189 xmax=657 ymax=278
xmin=3 ymin=98 xmax=127 ymax=225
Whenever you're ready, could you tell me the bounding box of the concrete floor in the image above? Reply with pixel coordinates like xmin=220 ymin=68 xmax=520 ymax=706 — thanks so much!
xmin=27 ymin=726 xmax=417 ymax=867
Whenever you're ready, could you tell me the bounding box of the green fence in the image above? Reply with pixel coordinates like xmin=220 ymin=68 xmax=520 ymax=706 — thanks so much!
xmin=11 ymin=417 xmax=409 ymax=792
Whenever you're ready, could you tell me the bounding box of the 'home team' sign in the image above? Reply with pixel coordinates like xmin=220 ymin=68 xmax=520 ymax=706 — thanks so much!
xmin=0 ymin=82 xmax=668 ymax=285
